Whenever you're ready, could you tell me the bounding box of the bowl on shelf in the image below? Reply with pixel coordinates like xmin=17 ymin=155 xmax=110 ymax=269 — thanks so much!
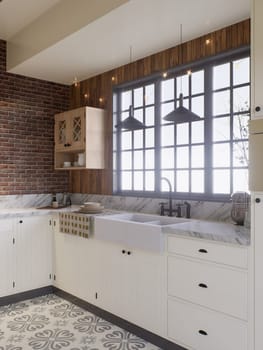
xmin=63 ymin=161 xmax=71 ymax=167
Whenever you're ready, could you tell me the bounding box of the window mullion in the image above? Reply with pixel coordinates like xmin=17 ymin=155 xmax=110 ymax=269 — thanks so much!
xmin=155 ymin=79 xmax=161 ymax=192
xmin=204 ymin=65 xmax=213 ymax=195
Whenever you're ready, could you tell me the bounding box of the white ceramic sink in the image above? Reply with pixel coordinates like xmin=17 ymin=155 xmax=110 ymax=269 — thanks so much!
xmin=94 ymin=212 xmax=188 ymax=252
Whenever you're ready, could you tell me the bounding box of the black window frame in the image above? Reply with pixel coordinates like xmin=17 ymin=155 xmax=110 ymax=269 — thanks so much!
xmin=113 ymin=46 xmax=250 ymax=202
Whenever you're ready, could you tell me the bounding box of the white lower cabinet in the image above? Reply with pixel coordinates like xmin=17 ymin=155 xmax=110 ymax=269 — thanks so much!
xmin=168 ymin=298 xmax=247 ymax=350
xmin=0 ymin=219 xmax=15 ymax=297
xmin=97 ymin=241 xmax=165 ymax=336
xmin=166 ymin=235 xmax=249 ymax=350
xmin=0 ymin=215 xmax=53 ymax=298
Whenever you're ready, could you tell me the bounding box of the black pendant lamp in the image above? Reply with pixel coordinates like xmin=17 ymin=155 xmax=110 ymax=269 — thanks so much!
xmin=163 ymin=25 xmax=201 ymax=124
xmin=115 ymin=105 xmax=145 ymax=131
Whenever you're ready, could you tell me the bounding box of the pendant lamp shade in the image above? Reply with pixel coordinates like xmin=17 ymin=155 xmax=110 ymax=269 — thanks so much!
xmin=115 ymin=105 xmax=145 ymax=130
xmin=163 ymin=24 xmax=201 ymax=124
xmin=163 ymin=93 xmax=201 ymax=123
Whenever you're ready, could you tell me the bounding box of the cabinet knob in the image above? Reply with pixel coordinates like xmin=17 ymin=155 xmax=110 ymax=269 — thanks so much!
xmin=19 ymin=220 xmax=23 ymax=224
xmin=127 ymin=251 xmax=131 ymax=255
xmin=198 ymin=283 xmax=208 ymax=289
xmin=122 ymin=250 xmax=126 ymax=254
xmin=256 ymin=198 xmax=261 ymax=203
xmin=198 ymin=330 xmax=208 ymax=336
xmin=255 ymin=106 xmax=261 ymax=112
xmin=198 ymin=248 xmax=208 ymax=254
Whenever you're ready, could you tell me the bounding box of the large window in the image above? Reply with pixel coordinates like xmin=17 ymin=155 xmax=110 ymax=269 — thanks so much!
xmin=113 ymin=49 xmax=250 ymax=201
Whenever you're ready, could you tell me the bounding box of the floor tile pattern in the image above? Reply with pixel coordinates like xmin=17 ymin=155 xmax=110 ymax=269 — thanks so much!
xmin=0 ymin=294 xmax=161 ymax=350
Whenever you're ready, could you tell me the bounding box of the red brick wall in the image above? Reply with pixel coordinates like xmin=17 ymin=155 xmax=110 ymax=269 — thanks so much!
xmin=0 ymin=39 xmax=70 ymax=195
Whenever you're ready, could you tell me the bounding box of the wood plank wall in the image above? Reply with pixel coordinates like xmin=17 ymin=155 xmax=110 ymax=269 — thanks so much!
xmin=69 ymin=19 xmax=250 ymax=195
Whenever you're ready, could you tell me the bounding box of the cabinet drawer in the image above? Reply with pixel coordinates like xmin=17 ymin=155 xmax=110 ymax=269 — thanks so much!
xmin=167 ymin=235 xmax=248 ymax=268
xmin=167 ymin=298 xmax=247 ymax=350
xmin=168 ymin=256 xmax=247 ymax=319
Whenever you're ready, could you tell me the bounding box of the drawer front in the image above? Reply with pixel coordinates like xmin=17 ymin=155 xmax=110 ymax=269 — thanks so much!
xmin=167 ymin=235 xmax=248 ymax=268
xmin=168 ymin=256 xmax=247 ymax=320
xmin=168 ymin=298 xmax=247 ymax=350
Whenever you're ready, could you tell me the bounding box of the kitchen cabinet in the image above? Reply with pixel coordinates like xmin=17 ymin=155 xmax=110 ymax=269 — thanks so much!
xmin=252 ymin=0 xmax=263 ymax=118
xmin=166 ymin=235 xmax=249 ymax=350
xmin=0 ymin=215 xmax=53 ymax=298
xmin=15 ymin=216 xmax=53 ymax=293
xmin=252 ymin=193 xmax=263 ymax=350
xmin=0 ymin=219 xmax=15 ymax=297
xmin=53 ymin=224 xmax=100 ymax=305
xmin=97 ymin=241 xmax=165 ymax=336
xmin=249 ymin=119 xmax=263 ymax=191
xmin=54 ymin=106 xmax=105 ymax=170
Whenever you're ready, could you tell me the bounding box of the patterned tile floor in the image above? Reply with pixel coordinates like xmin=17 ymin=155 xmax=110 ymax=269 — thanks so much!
xmin=0 ymin=294 xmax=162 ymax=350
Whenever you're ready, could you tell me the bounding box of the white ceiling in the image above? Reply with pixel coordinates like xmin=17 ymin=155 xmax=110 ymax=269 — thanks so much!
xmin=0 ymin=0 xmax=250 ymax=85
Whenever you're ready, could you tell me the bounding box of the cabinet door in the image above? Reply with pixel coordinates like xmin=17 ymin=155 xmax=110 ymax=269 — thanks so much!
xmin=0 ymin=219 xmax=15 ymax=297
xmin=54 ymin=229 xmax=99 ymax=305
xmin=97 ymin=243 xmax=165 ymax=336
xmin=15 ymin=216 xmax=52 ymax=292
xmin=252 ymin=0 xmax=263 ymax=116
xmin=70 ymin=108 xmax=85 ymax=151
xmin=54 ymin=113 xmax=70 ymax=151
xmin=254 ymin=193 xmax=263 ymax=349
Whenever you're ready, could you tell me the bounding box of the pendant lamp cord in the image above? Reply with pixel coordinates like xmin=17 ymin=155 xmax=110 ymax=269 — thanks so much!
xmin=180 ymin=23 xmax=183 ymax=94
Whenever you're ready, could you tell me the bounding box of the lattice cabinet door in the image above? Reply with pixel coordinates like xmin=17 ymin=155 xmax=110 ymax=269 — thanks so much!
xmin=70 ymin=108 xmax=85 ymax=150
xmin=54 ymin=112 xmax=71 ymax=151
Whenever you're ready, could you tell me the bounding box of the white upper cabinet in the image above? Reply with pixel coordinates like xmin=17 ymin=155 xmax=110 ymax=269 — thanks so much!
xmin=252 ymin=0 xmax=263 ymax=118
xmin=54 ymin=106 xmax=105 ymax=170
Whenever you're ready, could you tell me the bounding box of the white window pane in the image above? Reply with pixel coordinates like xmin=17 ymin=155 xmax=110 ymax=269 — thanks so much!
xmin=233 ymin=169 xmax=248 ymax=192
xmin=161 ymin=171 xmax=174 ymax=191
xmin=145 ymin=150 xmax=155 ymax=169
xmin=191 ymin=145 xmax=204 ymax=168
xmin=134 ymin=108 xmax=144 ymax=123
xmin=233 ymin=114 xmax=249 ymax=140
xmin=145 ymin=106 xmax=155 ymax=126
xmin=113 ymin=131 xmax=117 ymax=152
xmin=233 ymin=141 xmax=248 ymax=167
xmin=134 ymin=129 xmax=143 ymax=149
xmin=213 ymin=170 xmax=230 ymax=194
xmin=121 ymin=91 xmax=132 ymax=110
xmin=134 ymin=87 xmax=143 ymax=108
xmin=161 ymin=148 xmax=174 ymax=168
xmin=176 ymin=170 xmax=189 ymax=192
xmin=161 ymin=102 xmax=174 ymax=123
xmin=177 ymin=75 xmax=189 ymax=98
xmin=161 ymin=125 xmax=174 ymax=146
xmin=113 ymin=152 xmax=117 ymax=171
xmin=213 ymin=117 xmax=230 ymax=142
xmin=233 ymin=86 xmax=250 ymax=113
xmin=145 ymin=84 xmax=155 ymax=105
xmin=233 ymin=57 xmax=250 ymax=86
xmin=134 ymin=150 xmax=143 ymax=169
xmin=145 ymin=171 xmax=155 ymax=191
xmin=192 ymin=70 xmax=204 ymax=94
xmin=191 ymin=121 xmax=204 ymax=143
xmin=122 ymin=172 xmax=132 ymax=190
xmin=192 ymin=96 xmax=204 ymax=118
xmin=145 ymin=128 xmax=155 ymax=148
xmin=176 ymin=123 xmax=189 ymax=145
xmin=134 ymin=171 xmax=143 ymax=191
xmin=161 ymin=79 xmax=174 ymax=102
xmin=213 ymin=90 xmax=230 ymax=115
xmin=177 ymin=147 xmax=189 ymax=168
xmin=121 ymin=151 xmax=132 ymax=170
xmin=213 ymin=63 xmax=230 ymax=90
xmin=213 ymin=143 xmax=230 ymax=167
xmin=121 ymin=131 xmax=132 ymax=150
xmin=191 ymin=170 xmax=204 ymax=193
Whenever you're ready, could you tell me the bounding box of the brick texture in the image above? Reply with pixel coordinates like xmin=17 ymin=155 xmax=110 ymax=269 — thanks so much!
xmin=0 ymin=39 xmax=70 ymax=195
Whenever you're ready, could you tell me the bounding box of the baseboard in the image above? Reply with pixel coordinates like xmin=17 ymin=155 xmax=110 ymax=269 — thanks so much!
xmin=0 ymin=286 xmax=54 ymax=307
xmin=53 ymin=287 xmax=186 ymax=350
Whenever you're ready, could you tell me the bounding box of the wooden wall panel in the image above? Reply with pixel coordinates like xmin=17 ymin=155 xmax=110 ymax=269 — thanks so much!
xmin=69 ymin=19 xmax=250 ymax=195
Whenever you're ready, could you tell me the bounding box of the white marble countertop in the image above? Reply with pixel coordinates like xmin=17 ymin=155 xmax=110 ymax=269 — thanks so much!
xmin=0 ymin=207 xmax=250 ymax=246
xmin=162 ymin=220 xmax=250 ymax=246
